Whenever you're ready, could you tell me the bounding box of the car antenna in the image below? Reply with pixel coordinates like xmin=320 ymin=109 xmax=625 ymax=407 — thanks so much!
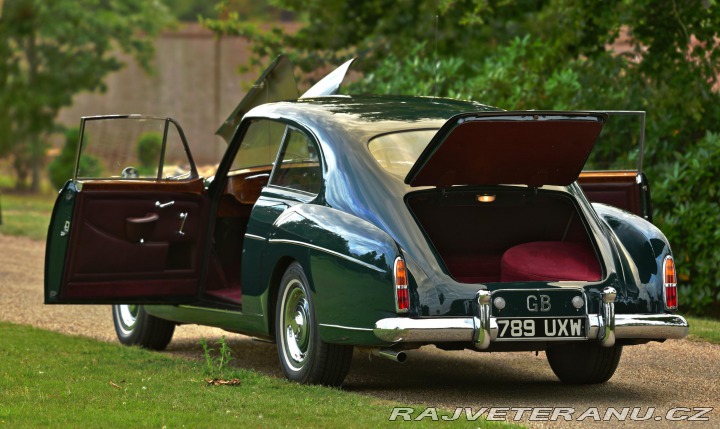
xmin=432 ymin=14 xmax=439 ymax=99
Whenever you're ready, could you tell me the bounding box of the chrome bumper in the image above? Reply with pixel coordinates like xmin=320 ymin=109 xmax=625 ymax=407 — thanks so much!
xmin=374 ymin=288 xmax=689 ymax=349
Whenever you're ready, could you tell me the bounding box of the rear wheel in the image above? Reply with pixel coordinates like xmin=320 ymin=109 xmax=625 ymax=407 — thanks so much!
xmin=112 ymin=304 xmax=175 ymax=350
xmin=546 ymin=342 xmax=623 ymax=384
xmin=275 ymin=262 xmax=353 ymax=386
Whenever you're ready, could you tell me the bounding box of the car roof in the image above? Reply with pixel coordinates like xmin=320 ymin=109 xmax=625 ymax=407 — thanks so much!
xmin=244 ymin=94 xmax=500 ymax=146
xmin=242 ymin=95 xmax=502 ymax=235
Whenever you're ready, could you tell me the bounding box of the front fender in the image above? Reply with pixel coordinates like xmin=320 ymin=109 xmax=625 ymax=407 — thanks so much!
xmin=268 ymin=204 xmax=400 ymax=344
xmin=593 ymin=203 xmax=671 ymax=313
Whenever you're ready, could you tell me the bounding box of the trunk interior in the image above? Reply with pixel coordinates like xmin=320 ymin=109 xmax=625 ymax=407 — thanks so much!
xmin=406 ymin=187 xmax=602 ymax=284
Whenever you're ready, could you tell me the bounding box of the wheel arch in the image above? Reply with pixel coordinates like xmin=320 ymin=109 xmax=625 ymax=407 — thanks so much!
xmin=266 ymin=255 xmax=297 ymax=340
xmin=267 ymin=204 xmax=401 ymax=344
xmin=593 ymin=203 xmax=672 ymax=313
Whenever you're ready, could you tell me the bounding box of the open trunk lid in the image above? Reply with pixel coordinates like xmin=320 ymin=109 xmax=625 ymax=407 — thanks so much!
xmin=404 ymin=112 xmax=606 ymax=188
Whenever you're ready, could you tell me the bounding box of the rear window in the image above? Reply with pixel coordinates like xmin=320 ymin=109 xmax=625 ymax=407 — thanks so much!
xmin=368 ymin=130 xmax=437 ymax=178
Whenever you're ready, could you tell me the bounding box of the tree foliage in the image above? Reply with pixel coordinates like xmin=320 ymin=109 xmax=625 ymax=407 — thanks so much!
xmin=136 ymin=132 xmax=162 ymax=175
xmin=204 ymin=0 xmax=719 ymax=141
xmin=0 ymin=0 xmax=173 ymax=191
xmin=653 ymin=132 xmax=720 ymax=316
xmin=47 ymin=128 xmax=101 ymax=190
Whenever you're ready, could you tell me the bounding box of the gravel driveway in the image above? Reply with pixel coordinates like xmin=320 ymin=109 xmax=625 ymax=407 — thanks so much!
xmin=1 ymin=234 xmax=717 ymax=428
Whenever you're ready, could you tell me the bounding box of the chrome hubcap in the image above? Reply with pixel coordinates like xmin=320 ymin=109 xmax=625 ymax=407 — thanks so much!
xmin=115 ymin=304 xmax=139 ymax=335
xmin=281 ymin=280 xmax=311 ymax=370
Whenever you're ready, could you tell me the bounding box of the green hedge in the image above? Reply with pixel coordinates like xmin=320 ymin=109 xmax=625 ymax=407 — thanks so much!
xmin=652 ymin=132 xmax=720 ymax=317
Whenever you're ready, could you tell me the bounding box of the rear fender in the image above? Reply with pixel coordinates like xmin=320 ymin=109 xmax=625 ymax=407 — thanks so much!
xmin=593 ymin=203 xmax=671 ymax=313
xmin=267 ymin=204 xmax=400 ymax=344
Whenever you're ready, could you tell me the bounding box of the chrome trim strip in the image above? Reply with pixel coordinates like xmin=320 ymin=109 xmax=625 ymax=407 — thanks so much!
xmin=244 ymin=233 xmax=266 ymax=242
xmin=268 ymin=238 xmax=385 ymax=273
xmin=319 ymin=323 xmax=373 ymax=332
xmin=374 ymin=313 xmax=688 ymax=344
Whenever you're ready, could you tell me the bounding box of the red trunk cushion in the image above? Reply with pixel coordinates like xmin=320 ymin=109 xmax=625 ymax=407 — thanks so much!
xmin=501 ymin=241 xmax=601 ymax=282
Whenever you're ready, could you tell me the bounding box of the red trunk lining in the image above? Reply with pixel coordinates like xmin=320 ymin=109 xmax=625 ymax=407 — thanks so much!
xmin=408 ymin=190 xmax=599 ymax=283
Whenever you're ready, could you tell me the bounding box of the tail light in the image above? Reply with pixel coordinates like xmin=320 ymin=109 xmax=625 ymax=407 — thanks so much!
xmin=394 ymin=257 xmax=409 ymax=313
xmin=663 ymin=255 xmax=678 ymax=310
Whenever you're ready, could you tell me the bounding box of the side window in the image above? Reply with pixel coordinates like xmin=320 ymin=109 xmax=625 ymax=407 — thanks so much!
xmin=231 ymin=119 xmax=286 ymax=171
xmin=269 ymin=127 xmax=322 ymax=195
xmin=77 ymin=117 xmax=194 ymax=181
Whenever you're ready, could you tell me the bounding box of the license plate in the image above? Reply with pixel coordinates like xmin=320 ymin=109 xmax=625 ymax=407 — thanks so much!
xmin=496 ymin=317 xmax=586 ymax=339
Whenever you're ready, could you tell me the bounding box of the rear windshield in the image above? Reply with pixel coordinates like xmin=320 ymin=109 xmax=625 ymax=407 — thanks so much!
xmin=368 ymin=130 xmax=437 ymax=178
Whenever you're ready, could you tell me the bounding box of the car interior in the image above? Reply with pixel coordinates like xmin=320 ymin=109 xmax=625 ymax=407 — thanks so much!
xmin=203 ymin=120 xmax=322 ymax=305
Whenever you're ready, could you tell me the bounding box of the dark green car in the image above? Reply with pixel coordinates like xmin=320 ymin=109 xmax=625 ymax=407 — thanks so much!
xmin=45 ymin=57 xmax=688 ymax=386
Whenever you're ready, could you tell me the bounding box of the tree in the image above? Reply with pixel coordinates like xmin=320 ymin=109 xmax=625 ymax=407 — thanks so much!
xmin=203 ymin=0 xmax=719 ymax=148
xmin=0 ymin=0 xmax=173 ymax=191
xmin=136 ymin=132 xmax=162 ymax=176
xmin=47 ymin=128 xmax=101 ymax=190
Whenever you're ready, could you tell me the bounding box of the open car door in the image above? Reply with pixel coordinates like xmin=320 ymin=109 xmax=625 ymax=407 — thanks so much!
xmin=577 ymin=111 xmax=652 ymax=222
xmin=45 ymin=116 xmax=211 ymax=304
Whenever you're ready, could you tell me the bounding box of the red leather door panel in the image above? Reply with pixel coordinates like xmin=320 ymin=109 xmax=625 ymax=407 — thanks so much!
xmin=59 ymin=179 xmax=210 ymax=302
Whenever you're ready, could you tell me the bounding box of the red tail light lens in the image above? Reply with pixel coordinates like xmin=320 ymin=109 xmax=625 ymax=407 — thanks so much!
xmin=394 ymin=257 xmax=409 ymax=313
xmin=663 ymin=255 xmax=678 ymax=310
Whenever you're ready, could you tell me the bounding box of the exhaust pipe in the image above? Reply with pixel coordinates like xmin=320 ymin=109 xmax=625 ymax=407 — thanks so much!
xmin=373 ymin=348 xmax=408 ymax=363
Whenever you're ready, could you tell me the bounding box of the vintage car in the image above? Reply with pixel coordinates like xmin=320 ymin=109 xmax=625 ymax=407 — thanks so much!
xmin=45 ymin=56 xmax=688 ymax=386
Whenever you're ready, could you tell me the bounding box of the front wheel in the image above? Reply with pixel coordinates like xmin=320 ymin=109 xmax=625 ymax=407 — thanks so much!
xmin=275 ymin=262 xmax=353 ymax=386
xmin=546 ymin=342 xmax=623 ymax=384
xmin=112 ymin=304 xmax=175 ymax=350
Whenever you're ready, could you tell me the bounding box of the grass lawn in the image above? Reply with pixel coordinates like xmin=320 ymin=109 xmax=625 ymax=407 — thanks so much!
xmin=686 ymin=316 xmax=720 ymax=345
xmin=0 ymin=322 xmax=519 ymax=429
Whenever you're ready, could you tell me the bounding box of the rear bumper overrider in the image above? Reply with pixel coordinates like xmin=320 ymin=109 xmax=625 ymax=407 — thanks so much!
xmin=373 ymin=287 xmax=689 ymax=348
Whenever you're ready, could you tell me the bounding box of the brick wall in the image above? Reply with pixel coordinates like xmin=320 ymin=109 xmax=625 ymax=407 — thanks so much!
xmin=57 ymin=23 xmax=260 ymax=167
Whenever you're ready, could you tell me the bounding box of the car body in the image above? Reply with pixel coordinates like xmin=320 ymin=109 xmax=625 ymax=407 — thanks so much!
xmin=45 ymin=56 xmax=688 ymax=386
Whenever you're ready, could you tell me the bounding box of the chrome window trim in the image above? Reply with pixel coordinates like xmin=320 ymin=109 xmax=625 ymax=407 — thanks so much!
xmin=244 ymin=233 xmax=266 ymax=242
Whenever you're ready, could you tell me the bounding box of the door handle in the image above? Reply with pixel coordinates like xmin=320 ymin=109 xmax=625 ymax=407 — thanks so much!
xmin=155 ymin=200 xmax=175 ymax=208
xmin=178 ymin=212 xmax=188 ymax=236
